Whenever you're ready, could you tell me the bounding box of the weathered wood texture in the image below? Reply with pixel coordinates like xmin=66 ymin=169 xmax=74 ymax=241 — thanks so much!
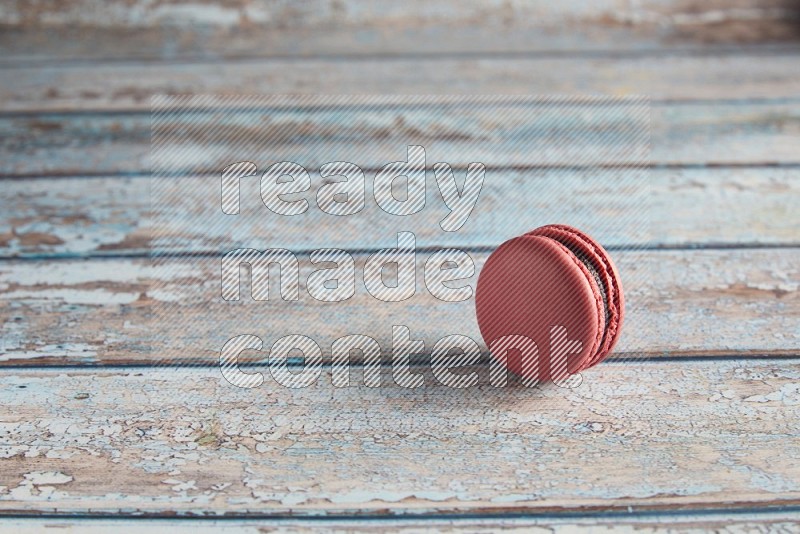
xmin=3 ymin=100 xmax=800 ymax=177
xmin=2 ymin=167 xmax=798 ymax=258
xmin=2 ymin=513 xmax=800 ymax=532
xmin=1 ymin=359 xmax=799 ymax=516
xmin=2 ymin=0 xmax=799 ymax=525
xmin=2 ymin=53 xmax=800 ymax=113
xmin=1 ymin=249 xmax=797 ymax=366
xmin=2 ymin=0 xmax=799 ymax=64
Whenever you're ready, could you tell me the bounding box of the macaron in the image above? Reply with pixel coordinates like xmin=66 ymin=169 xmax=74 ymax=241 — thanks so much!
xmin=475 ymin=224 xmax=624 ymax=381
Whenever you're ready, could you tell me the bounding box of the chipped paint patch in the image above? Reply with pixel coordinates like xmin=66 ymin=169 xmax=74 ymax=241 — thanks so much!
xmin=744 ymin=383 xmax=800 ymax=405
xmin=3 ymin=289 xmax=139 ymax=305
xmin=0 ymin=343 xmax=98 ymax=362
xmin=23 ymin=471 xmax=73 ymax=485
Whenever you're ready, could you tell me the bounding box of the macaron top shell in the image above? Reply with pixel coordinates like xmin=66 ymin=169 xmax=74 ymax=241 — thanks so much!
xmin=475 ymin=234 xmax=605 ymax=381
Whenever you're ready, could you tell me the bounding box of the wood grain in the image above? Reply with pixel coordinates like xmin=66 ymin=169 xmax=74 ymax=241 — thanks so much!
xmin=1 ymin=359 xmax=799 ymax=516
xmin=2 ymin=52 xmax=800 ymax=113
xmin=2 ymin=167 xmax=798 ymax=258
xmin=1 ymin=248 xmax=797 ymax=366
xmin=2 ymin=0 xmax=798 ymax=64
xmin=3 ymin=100 xmax=800 ymax=177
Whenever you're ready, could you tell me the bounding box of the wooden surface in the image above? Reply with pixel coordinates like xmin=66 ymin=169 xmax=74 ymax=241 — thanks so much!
xmin=3 ymin=53 xmax=800 ymax=113
xmin=3 ymin=100 xmax=800 ymax=178
xmin=2 ymin=0 xmax=799 ymax=65
xmin=1 ymin=249 xmax=798 ymax=366
xmin=0 ymin=0 xmax=799 ymax=530
xmin=3 ymin=168 xmax=799 ymax=258
xmin=5 ymin=512 xmax=800 ymax=533
xmin=2 ymin=360 xmax=800 ymax=516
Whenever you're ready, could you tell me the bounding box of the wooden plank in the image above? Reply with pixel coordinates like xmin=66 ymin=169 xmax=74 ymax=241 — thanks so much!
xmin=1 ymin=167 xmax=798 ymax=258
xmin=1 ymin=359 xmax=799 ymax=515
xmin=1 ymin=53 xmax=800 ymax=113
xmin=1 ymin=249 xmax=797 ymax=366
xmin=0 ymin=0 xmax=697 ymax=29
xmin=2 ymin=512 xmax=800 ymax=532
xmin=2 ymin=101 xmax=800 ymax=177
xmin=2 ymin=0 xmax=798 ymax=63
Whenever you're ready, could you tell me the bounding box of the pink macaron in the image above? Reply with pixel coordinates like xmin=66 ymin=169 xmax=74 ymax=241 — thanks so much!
xmin=475 ymin=224 xmax=624 ymax=381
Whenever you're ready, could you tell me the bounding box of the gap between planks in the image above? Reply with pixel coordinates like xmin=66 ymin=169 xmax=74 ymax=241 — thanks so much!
xmin=2 ymin=507 xmax=800 ymax=529
xmin=2 ymin=44 xmax=800 ymax=69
